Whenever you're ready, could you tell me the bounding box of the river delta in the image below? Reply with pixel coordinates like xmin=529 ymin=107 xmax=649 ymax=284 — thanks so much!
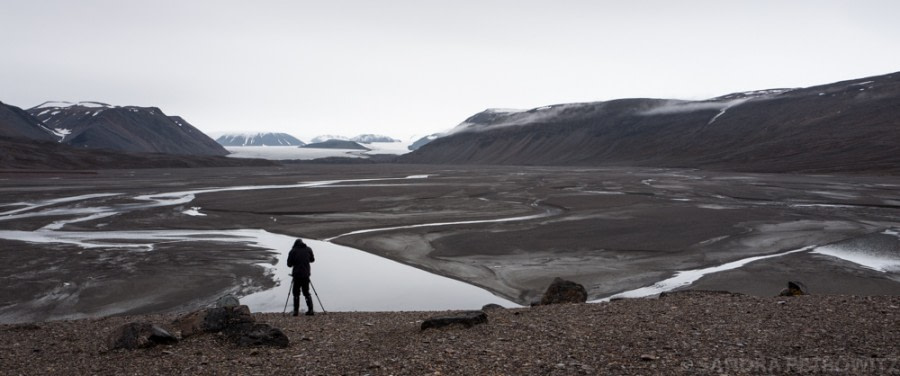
xmin=1 ymin=164 xmax=899 ymax=323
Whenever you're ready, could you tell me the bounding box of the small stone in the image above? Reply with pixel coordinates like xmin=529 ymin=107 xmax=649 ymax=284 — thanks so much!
xmin=556 ymin=363 xmax=567 ymax=369
xmin=640 ymin=354 xmax=659 ymax=361
xmin=778 ymin=281 xmax=808 ymax=296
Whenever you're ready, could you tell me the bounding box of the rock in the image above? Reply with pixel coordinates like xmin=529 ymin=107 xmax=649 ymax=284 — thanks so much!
xmin=226 ymin=323 xmax=290 ymax=348
xmin=778 ymin=281 xmax=808 ymax=296
xmin=481 ymin=303 xmax=505 ymax=311
xmin=107 ymin=322 xmax=178 ymax=350
xmin=539 ymin=278 xmax=588 ymax=305
xmin=216 ymin=294 xmax=241 ymax=308
xmin=174 ymin=305 xmax=254 ymax=338
xmin=421 ymin=311 xmax=488 ymax=330
xmin=173 ymin=305 xmax=289 ymax=347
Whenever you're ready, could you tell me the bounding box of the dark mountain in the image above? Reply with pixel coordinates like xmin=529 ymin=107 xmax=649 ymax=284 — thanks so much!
xmin=0 ymin=136 xmax=275 ymax=170
xmin=0 ymin=102 xmax=57 ymax=142
xmin=401 ymin=72 xmax=900 ymax=173
xmin=302 ymin=139 xmax=370 ymax=150
xmin=28 ymin=102 xmax=227 ymax=156
xmin=351 ymin=134 xmax=400 ymax=143
xmin=216 ymin=132 xmax=305 ymax=146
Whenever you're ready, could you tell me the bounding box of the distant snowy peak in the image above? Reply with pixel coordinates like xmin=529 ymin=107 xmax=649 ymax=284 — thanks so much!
xmin=311 ymin=134 xmax=402 ymax=144
xmin=310 ymin=135 xmax=350 ymax=143
xmin=351 ymin=134 xmax=400 ymax=144
xmin=216 ymin=132 xmax=305 ymax=146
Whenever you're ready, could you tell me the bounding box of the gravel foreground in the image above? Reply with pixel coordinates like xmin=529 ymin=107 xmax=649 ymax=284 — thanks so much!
xmin=2 ymin=291 xmax=899 ymax=375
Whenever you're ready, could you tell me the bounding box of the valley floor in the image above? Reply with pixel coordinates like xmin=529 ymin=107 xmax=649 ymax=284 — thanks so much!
xmin=1 ymin=164 xmax=899 ymax=322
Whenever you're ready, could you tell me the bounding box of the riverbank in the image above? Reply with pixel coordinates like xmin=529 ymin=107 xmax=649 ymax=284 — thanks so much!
xmin=2 ymin=291 xmax=898 ymax=375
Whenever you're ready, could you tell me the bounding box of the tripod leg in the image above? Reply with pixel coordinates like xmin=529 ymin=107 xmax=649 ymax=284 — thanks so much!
xmin=282 ymin=279 xmax=293 ymax=316
xmin=310 ymin=280 xmax=326 ymax=314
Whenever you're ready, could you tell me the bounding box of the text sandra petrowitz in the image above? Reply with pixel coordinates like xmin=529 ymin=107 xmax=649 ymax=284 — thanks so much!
xmin=684 ymin=356 xmax=899 ymax=373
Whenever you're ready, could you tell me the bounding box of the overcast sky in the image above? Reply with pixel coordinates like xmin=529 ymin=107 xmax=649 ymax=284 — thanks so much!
xmin=2 ymin=1 xmax=899 ymax=141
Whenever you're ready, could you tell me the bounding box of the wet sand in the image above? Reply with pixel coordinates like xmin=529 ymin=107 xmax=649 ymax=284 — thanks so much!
xmin=1 ymin=164 xmax=899 ymax=322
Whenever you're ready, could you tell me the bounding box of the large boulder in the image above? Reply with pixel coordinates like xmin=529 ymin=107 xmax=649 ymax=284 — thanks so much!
xmin=174 ymin=305 xmax=254 ymax=338
xmin=421 ymin=311 xmax=488 ymax=330
xmin=107 ymin=322 xmax=178 ymax=350
xmin=540 ymin=278 xmax=588 ymax=305
xmin=778 ymin=281 xmax=808 ymax=296
xmin=173 ymin=305 xmax=289 ymax=347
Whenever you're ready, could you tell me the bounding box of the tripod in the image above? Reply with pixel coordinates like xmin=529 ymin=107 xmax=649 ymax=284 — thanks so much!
xmin=282 ymin=278 xmax=327 ymax=315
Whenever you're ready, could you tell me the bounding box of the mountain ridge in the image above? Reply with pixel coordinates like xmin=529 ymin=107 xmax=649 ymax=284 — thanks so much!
xmin=26 ymin=102 xmax=228 ymax=156
xmin=401 ymin=71 xmax=900 ymax=173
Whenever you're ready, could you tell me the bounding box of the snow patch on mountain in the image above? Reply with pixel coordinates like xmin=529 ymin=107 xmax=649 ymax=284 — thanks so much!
xmin=351 ymin=134 xmax=401 ymax=143
xmin=641 ymin=100 xmax=736 ymax=116
xmin=487 ymin=108 xmax=528 ymax=114
xmin=51 ymin=128 xmax=72 ymax=141
xmin=311 ymin=135 xmax=350 ymax=143
xmin=33 ymin=101 xmax=116 ymax=109
xmin=216 ymin=132 xmax=305 ymax=147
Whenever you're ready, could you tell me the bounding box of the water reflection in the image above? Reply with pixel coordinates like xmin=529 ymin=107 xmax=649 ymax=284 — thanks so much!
xmin=242 ymin=233 xmax=517 ymax=312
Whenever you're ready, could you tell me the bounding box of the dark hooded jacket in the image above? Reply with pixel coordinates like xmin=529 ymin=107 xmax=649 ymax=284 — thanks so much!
xmin=286 ymin=239 xmax=315 ymax=279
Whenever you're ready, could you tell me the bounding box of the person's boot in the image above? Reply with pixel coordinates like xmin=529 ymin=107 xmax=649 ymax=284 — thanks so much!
xmin=292 ymin=296 xmax=300 ymax=317
xmin=305 ymin=296 xmax=315 ymax=316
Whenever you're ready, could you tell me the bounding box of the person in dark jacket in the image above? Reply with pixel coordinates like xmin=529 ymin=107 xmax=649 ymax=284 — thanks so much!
xmin=286 ymin=239 xmax=316 ymax=316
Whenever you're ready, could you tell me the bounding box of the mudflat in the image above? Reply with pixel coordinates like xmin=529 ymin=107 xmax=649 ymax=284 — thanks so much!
xmin=1 ymin=164 xmax=899 ymax=322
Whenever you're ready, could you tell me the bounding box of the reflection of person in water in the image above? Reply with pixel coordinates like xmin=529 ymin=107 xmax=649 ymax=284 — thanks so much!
xmin=286 ymin=239 xmax=316 ymax=316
